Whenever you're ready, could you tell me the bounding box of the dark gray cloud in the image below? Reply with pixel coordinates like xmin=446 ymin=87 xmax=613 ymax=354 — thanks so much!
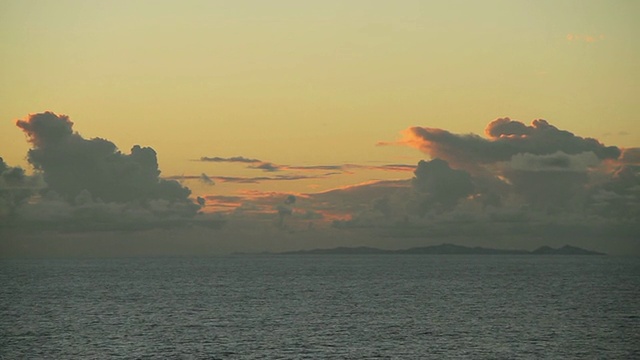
xmin=199 ymin=173 xmax=215 ymax=185
xmin=506 ymin=170 xmax=590 ymax=210
xmin=588 ymin=164 xmax=640 ymax=220
xmin=0 ymin=160 xmax=25 ymax=185
xmin=508 ymin=151 xmax=599 ymax=172
xmin=6 ymin=112 xmax=637 ymax=254
xmin=404 ymin=118 xmax=620 ymax=170
xmin=378 ymin=118 xmax=639 ymax=216
xmin=332 ymin=119 xmax=634 ymax=254
xmin=620 ymin=148 xmax=640 ymax=164
xmin=284 ymin=195 xmax=296 ymax=205
xmin=196 ymin=196 xmax=206 ymax=206
xmin=0 ymin=157 xmax=41 ymax=217
xmin=12 ymin=112 xmax=200 ymax=228
xmin=411 ymin=159 xmax=474 ymax=213
xmin=276 ymin=194 xmax=298 ymax=229
xmin=250 ymin=162 xmax=282 ymax=172
xmin=501 ymin=151 xmax=599 ymax=210
xmin=372 ymin=196 xmax=392 ymax=217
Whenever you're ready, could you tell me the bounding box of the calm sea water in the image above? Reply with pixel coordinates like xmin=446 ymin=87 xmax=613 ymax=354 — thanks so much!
xmin=1 ymin=254 xmax=639 ymax=359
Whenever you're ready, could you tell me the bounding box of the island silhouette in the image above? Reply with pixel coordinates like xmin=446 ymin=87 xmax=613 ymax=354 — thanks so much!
xmin=277 ymin=244 xmax=605 ymax=256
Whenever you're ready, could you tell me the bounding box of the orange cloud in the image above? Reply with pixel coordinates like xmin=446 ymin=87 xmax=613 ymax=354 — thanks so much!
xmin=567 ymin=33 xmax=605 ymax=43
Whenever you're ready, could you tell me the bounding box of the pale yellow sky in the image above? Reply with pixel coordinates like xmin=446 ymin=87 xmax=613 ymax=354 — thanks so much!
xmin=1 ymin=0 xmax=638 ymax=197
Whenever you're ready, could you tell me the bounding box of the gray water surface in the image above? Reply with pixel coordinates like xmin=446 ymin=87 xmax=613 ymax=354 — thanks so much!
xmin=1 ymin=255 xmax=639 ymax=359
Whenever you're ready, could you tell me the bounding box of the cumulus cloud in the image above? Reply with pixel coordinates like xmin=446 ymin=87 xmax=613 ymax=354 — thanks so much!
xmin=588 ymin=163 xmax=640 ymax=220
xmin=498 ymin=151 xmax=602 ymax=210
xmin=397 ymin=118 xmax=620 ymax=170
xmin=372 ymin=197 xmax=392 ymax=217
xmin=11 ymin=112 xmax=200 ymax=228
xmin=185 ymin=117 xmax=635 ymax=254
xmin=0 ymin=157 xmax=42 ymax=217
xmin=411 ymin=159 xmax=474 ymax=213
xmin=356 ymin=118 xmax=637 ymax=252
xmin=400 ymin=119 xmax=623 ymax=211
xmin=620 ymin=148 xmax=640 ymax=165
xmin=505 ymin=170 xmax=589 ymax=210
xmin=5 ymin=112 xmax=637 ymax=254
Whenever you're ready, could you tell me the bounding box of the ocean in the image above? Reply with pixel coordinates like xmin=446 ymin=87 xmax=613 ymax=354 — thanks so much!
xmin=1 ymin=254 xmax=639 ymax=359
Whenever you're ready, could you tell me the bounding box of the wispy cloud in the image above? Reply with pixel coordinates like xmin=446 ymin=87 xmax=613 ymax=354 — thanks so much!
xmin=199 ymin=156 xmax=262 ymax=163
xmin=566 ymin=33 xmax=605 ymax=43
xmin=166 ymin=174 xmax=329 ymax=184
xmin=199 ymin=154 xmax=415 ymax=175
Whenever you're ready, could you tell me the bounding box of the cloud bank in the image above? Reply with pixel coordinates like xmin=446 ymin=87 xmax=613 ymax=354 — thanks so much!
xmin=192 ymin=118 xmax=636 ymax=255
xmin=337 ymin=118 xmax=640 ymax=253
xmin=3 ymin=113 xmax=638 ymax=255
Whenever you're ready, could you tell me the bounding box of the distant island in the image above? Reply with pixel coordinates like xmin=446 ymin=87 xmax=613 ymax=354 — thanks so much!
xmin=278 ymin=244 xmax=605 ymax=256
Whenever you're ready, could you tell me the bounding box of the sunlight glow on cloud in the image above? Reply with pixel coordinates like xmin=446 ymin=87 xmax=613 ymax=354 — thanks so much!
xmin=393 ymin=118 xmax=620 ymax=171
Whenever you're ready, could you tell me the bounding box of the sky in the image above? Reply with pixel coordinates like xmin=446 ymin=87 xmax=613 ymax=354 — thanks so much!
xmin=1 ymin=0 xmax=639 ymax=256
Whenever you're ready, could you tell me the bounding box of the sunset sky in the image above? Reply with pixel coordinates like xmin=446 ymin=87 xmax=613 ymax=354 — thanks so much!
xmin=1 ymin=1 xmax=639 ymax=256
